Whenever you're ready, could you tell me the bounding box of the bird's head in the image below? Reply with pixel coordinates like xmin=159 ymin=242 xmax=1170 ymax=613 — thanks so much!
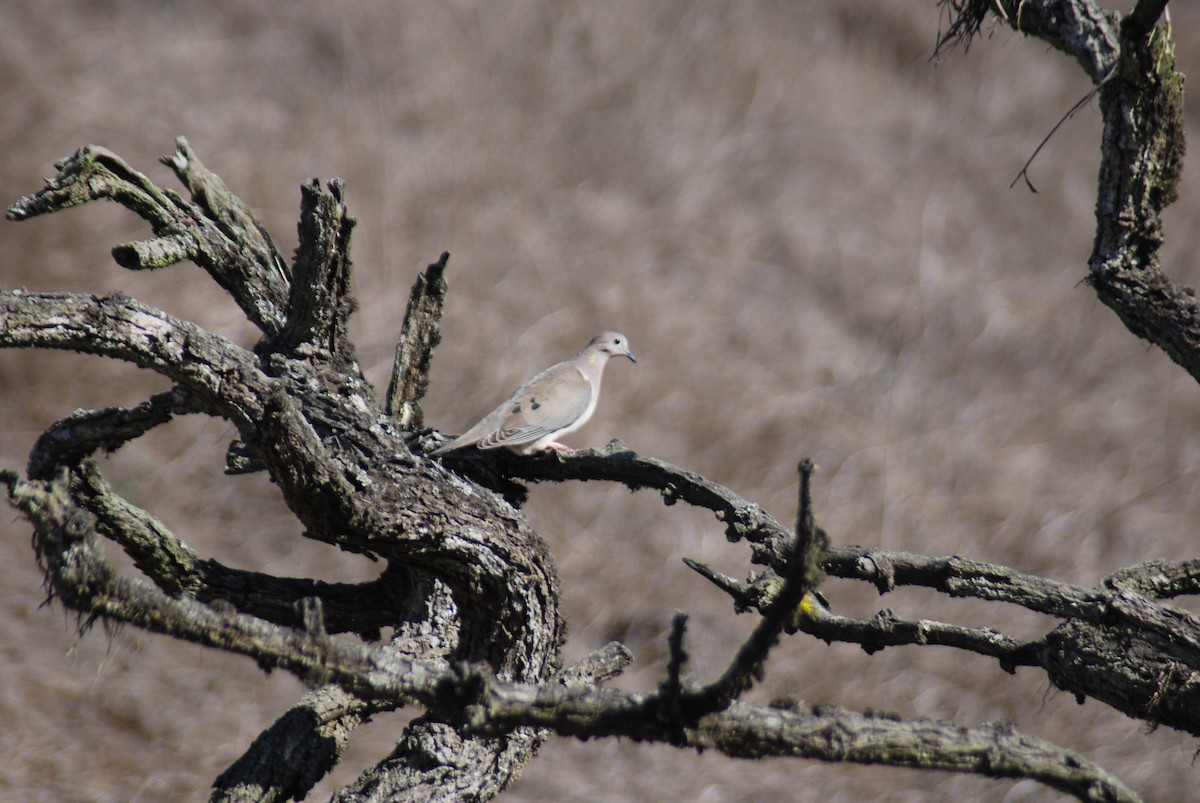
xmin=589 ymin=331 xmax=636 ymax=364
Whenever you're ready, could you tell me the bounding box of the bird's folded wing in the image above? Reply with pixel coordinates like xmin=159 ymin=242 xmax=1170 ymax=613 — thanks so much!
xmin=477 ymin=364 xmax=591 ymax=449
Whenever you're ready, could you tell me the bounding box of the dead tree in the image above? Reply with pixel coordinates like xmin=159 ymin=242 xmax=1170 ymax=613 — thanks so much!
xmin=0 ymin=1 xmax=1189 ymax=800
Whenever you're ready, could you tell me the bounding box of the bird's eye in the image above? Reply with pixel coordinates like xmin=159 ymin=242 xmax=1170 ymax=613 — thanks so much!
xmin=614 ymin=338 xmax=622 ymax=344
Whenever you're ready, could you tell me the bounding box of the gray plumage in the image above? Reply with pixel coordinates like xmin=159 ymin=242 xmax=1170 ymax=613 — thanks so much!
xmin=429 ymin=331 xmax=636 ymax=456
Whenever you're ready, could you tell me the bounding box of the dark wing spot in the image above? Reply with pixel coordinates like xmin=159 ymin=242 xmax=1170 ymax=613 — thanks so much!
xmin=510 ymin=404 xmax=522 ymax=414
xmin=530 ymin=398 xmax=542 ymax=410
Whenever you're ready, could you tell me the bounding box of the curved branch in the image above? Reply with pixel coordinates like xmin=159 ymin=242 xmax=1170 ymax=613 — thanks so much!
xmin=26 ymin=389 xmax=412 ymax=639
xmin=0 ymin=285 xmax=564 ymax=674
xmin=938 ymin=1 xmax=1120 ymax=82
xmin=27 ymin=386 xmax=202 ymax=479
xmin=944 ymin=2 xmax=1194 ymax=382
xmin=3 ymin=470 xmax=457 ymax=702
xmin=1087 ymin=17 xmax=1193 ymax=376
xmin=473 ymin=440 xmax=795 ymax=570
xmin=0 ymin=289 xmax=270 ymax=428
xmin=212 ymin=684 xmax=377 ymax=803
xmin=7 ymin=97 xmax=1182 ymax=795
xmin=7 ymin=142 xmax=289 ymax=333
xmin=0 ymin=289 xmax=380 ymax=554
xmin=79 ymin=464 xmax=412 ymax=638
xmin=500 ymin=439 xmax=1200 ymax=741
xmin=5 ymin=464 xmax=1138 ymax=801
xmin=473 ymin=439 xmax=1200 ymax=727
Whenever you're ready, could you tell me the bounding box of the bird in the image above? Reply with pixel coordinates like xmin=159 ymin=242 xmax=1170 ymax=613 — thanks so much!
xmin=428 ymin=331 xmax=636 ymax=456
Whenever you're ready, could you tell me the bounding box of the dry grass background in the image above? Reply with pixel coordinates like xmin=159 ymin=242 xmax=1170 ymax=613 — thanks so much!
xmin=2 ymin=1 xmax=1200 ymax=800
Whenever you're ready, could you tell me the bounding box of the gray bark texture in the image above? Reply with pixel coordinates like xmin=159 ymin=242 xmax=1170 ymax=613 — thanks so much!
xmin=0 ymin=2 xmax=1192 ymax=800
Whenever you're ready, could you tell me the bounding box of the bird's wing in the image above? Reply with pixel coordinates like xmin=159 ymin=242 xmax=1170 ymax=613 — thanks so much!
xmin=477 ymin=363 xmax=592 ymax=450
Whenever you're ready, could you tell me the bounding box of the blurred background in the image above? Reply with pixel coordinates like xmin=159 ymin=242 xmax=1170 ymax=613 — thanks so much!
xmin=3 ymin=1 xmax=1200 ymax=800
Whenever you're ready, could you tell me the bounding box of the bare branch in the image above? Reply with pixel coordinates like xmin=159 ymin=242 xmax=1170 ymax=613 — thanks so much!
xmin=6 ymin=144 xmax=289 ymax=333
xmin=937 ymin=1 xmax=1120 ymax=82
xmin=3 ymin=136 xmax=570 ymax=799
xmin=27 ymin=387 xmax=202 ymax=479
xmin=689 ymin=460 xmax=827 ymax=712
xmin=687 ymin=557 xmax=1041 ymax=669
xmin=823 ymin=546 xmax=1200 ymax=666
xmin=482 ymin=440 xmax=795 ymax=570
xmin=942 ymin=2 xmax=1194 ymax=384
xmin=386 ymin=251 xmax=449 ymax=429
xmin=212 ymin=684 xmax=379 ymax=803
xmin=0 ymin=289 xmax=269 ymax=428
xmin=1087 ymin=18 xmax=1193 ymax=379
xmin=4 ymin=458 xmax=1139 ymax=800
xmin=162 ymin=136 xmax=291 ymax=292
xmin=274 ymin=179 xmax=358 ymax=359
xmin=1126 ymin=0 xmax=1170 ymax=37
xmin=7 ymin=17 xmax=1192 ymax=785
xmin=464 ymin=679 xmax=1138 ymax=802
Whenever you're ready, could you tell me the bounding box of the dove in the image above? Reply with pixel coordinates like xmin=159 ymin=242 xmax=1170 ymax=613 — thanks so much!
xmin=428 ymin=331 xmax=636 ymax=456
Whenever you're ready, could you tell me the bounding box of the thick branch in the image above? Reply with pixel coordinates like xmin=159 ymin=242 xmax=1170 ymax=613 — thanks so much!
xmin=3 ymin=470 xmax=454 ymax=701
xmin=1043 ymin=618 xmax=1200 ymax=737
xmin=944 ymin=2 xmax=1195 ymax=382
xmin=4 ymin=140 xmax=567 ymax=798
xmin=1087 ymin=17 xmax=1193 ymax=377
xmin=26 ymin=391 xmax=410 ymax=639
xmin=211 ymin=684 xmax=377 ymax=803
xmin=6 ymin=467 xmax=1139 ymax=801
xmin=274 ymin=179 xmax=357 ymax=360
xmin=217 ymin=595 xmax=600 ymax=803
xmin=0 ymin=284 xmax=562 ymax=675
xmin=0 ymin=289 xmax=270 ymax=428
xmin=1107 ymin=558 xmax=1200 ymax=599
xmin=5 ymin=104 xmax=1179 ymax=796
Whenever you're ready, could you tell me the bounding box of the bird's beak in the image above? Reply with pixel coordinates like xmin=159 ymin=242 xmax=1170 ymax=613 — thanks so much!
xmin=624 ymin=349 xmax=637 ymax=364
